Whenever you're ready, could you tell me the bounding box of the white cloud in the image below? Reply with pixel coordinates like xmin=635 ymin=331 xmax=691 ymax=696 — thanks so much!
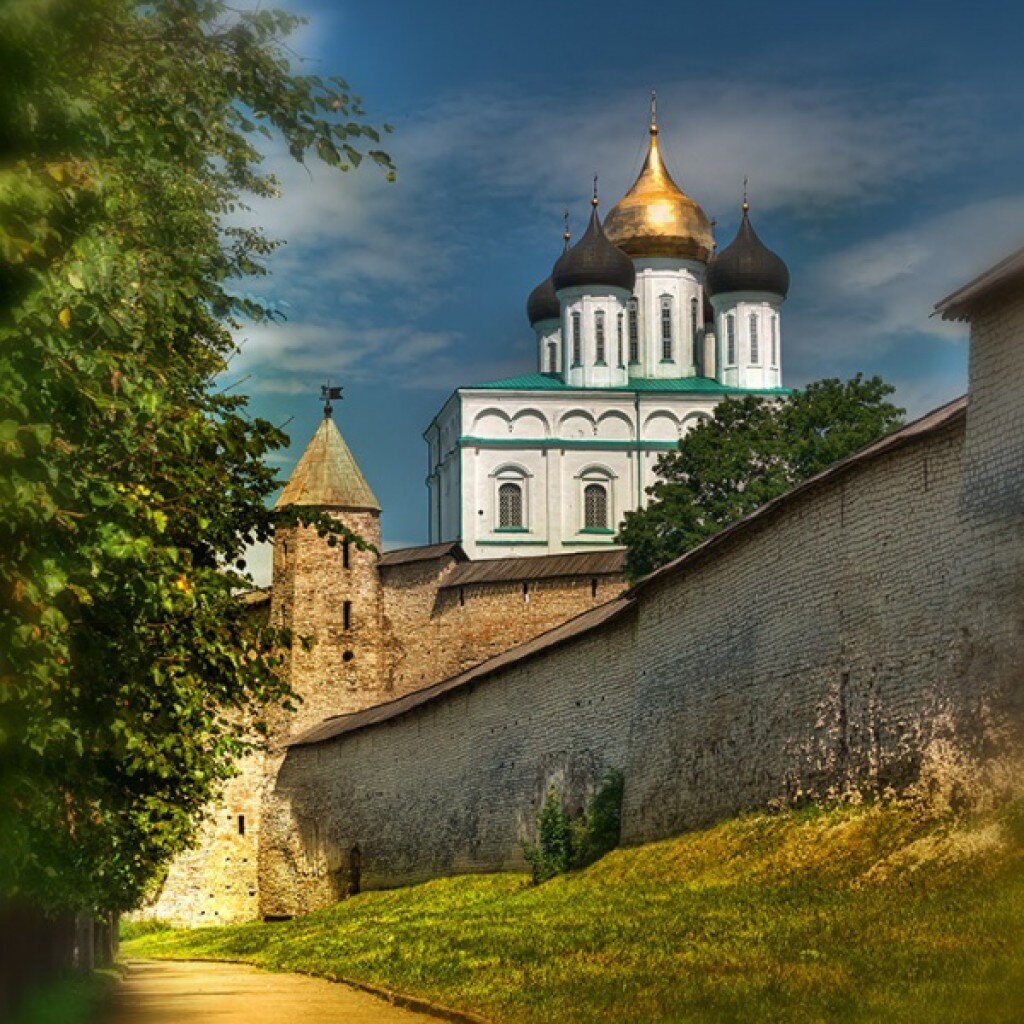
xmin=787 ymin=194 xmax=1024 ymax=364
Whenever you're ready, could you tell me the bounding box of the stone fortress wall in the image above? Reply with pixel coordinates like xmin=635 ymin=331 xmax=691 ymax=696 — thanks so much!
xmin=144 ymin=543 xmax=627 ymax=925
xmin=259 ymin=273 xmax=1024 ymax=917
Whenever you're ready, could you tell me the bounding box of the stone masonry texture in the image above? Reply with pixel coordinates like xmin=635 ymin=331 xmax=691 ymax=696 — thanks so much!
xmin=258 ymin=284 xmax=1023 ymax=917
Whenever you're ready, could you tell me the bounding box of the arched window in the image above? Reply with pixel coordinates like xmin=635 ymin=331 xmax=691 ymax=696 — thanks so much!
xmin=770 ymin=315 xmax=778 ymax=366
xmin=690 ymin=296 xmax=699 ymax=366
xmin=583 ymin=483 xmax=608 ymax=530
xmin=660 ymin=295 xmax=673 ymax=360
xmin=749 ymin=313 xmax=759 ymax=364
xmin=498 ymin=482 xmax=523 ymax=529
xmin=617 ymin=312 xmax=624 ymax=366
xmin=726 ymin=314 xmax=736 ymax=365
xmin=628 ymin=298 xmax=639 ymax=363
xmin=547 ymin=341 xmax=558 ymax=374
xmin=595 ymin=310 xmax=606 ymax=364
xmin=571 ymin=311 xmax=582 ymax=365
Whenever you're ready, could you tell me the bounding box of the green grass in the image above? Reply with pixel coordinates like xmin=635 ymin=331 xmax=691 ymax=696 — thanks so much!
xmin=12 ymin=972 xmax=112 ymax=1024
xmin=122 ymin=801 xmax=1024 ymax=1024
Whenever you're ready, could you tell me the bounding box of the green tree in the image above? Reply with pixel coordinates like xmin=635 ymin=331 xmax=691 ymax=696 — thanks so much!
xmin=0 ymin=0 xmax=392 ymax=916
xmin=618 ymin=376 xmax=905 ymax=581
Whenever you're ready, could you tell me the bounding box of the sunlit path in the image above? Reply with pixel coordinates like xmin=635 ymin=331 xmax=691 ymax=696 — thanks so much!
xmin=110 ymin=960 xmax=440 ymax=1024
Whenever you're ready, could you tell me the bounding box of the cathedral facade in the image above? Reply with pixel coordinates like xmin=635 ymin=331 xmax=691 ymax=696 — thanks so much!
xmin=425 ymin=103 xmax=791 ymax=558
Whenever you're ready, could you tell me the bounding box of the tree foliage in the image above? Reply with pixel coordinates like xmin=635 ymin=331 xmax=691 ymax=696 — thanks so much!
xmin=0 ymin=0 xmax=392 ymax=914
xmin=618 ymin=377 xmax=905 ymax=581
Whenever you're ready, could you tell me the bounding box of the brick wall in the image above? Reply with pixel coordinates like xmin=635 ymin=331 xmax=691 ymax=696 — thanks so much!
xmin=381 ymin=559 xmax=624 ymax=695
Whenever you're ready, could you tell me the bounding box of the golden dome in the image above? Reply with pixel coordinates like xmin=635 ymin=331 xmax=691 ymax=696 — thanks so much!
xmin=603 ymin=102 xmax=714 ymax=263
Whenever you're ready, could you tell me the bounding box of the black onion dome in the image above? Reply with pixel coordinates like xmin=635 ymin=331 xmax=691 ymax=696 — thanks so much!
xmin=526 ymin=275 xmax=560 ymax=325
xmin=552 ymin=205 xmax=636 ymax=294
xmin=706 ymin=207 xmax=789 ymax=298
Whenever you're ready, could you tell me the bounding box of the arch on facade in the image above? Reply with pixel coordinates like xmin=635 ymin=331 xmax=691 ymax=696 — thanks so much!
xmin=596 ymin=410 xmax=633 ymax=441
xmin=558 ymin=409 xmax=598 ymax=439
xmin=511 ymin=407 xmax=551 ymax=438
xmin=680 ymin=411 xmax=712 ymax=437
xmin=642 ymin=410 xmax=681 ymax=441
xmin=471 ymin=407 xmax=513 ymax=437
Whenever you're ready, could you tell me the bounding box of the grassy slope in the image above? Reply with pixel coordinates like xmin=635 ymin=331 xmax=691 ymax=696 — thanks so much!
xmin=123 ymin=802 xmax=1024 ymax=1024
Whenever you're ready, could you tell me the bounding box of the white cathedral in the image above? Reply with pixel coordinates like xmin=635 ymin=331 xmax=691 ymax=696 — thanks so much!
xmin=424 ymin=101 xmax=792 ymax=558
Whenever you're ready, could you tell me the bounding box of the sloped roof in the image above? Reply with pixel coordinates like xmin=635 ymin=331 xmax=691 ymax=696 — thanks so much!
xmin=275 ymin=416 xmax=380 ymax=511
xmin=441 ymin=549 xmax=626 ymax=589
xmin=935 ymin=247 xmax=1024 ymax=321
xmin=631 ymin=395 xmax=968 ymax=596
xmin=287 ymin=596 xmax=635 ymax=747
xmin=378 ymin=542 xmax=467 ymax=567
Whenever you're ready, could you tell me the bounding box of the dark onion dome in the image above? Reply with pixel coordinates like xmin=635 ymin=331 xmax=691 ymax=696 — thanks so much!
xmin=705 ymin=203 xmax=790 ymax=299
xmin=552 ymin=201 xmax=636 ymax=294
xmin=526 ymin=275 xmax=560 ymax=325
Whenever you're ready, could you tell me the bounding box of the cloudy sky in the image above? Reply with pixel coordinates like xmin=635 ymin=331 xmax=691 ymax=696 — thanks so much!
xmin=235 ymin=0 xmax=1024 ymax=579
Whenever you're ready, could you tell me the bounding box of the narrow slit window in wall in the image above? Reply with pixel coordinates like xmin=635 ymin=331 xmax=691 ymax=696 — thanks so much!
xmin=628 ymin=299 xmax=639 ymax=362
xmin=595 ymin=310 xmax=606 ymax=363
xmin=571 ymin=311 xmax=582 ymax=365
xmin=750 ymin=313 xmax=759 ymax=364
xmin=547 ymin=341 xmax=558 ymax=373
xmin=237 ymin=815 xmax=245 ymax=837
xmin=617 ymin=312 xmax=624 ymax=366
xmin=343 ymin=600 xmax=352 ymax=630
xmin=342 ymin=539 xmax=350 ymax=569
xmin=726 ymin=315 xmax=736 ymax=364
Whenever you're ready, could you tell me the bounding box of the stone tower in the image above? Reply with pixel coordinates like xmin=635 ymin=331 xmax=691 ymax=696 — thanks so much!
xmin=270 ymin=408 xmax=386 ymax=738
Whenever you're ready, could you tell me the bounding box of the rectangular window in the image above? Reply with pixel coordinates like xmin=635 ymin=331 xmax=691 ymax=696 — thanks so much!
xmin=343 ymin=600 xmax=352 ymax=630
xmin=571 ymin=311 xmax=581 ymax=365
xmin=660 ymin=297 xmax=673 ymax=360
xmin=628 ymin=300 xmax=639 ymax=362
xmin=595 ymin=311 xmax=605 ymax=363
xmin=750 ymin=313 xmax=759 ymax=364
xmin=690 ymin=297 xmax=699 ymax=366
xmin=547 ymin=341 xmax=558 ymax=374
xmin=617 ymin=313 xmax=624 ymax=366
xmin=771 ymin=315 xmax=778 ymax=366
xmin=726 ymin=315 xmax=736 ymax=365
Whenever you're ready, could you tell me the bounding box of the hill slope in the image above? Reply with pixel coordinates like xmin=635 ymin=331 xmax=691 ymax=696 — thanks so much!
xmin=123 ymin=801 xmax=1024 ymax=1023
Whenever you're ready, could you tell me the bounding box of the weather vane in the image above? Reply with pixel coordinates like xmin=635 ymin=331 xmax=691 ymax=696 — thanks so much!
xmin=320 ymin=381 xmax=343 ymax=418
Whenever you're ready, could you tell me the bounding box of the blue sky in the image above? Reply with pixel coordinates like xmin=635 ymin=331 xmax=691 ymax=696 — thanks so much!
xmin=235 ymin=0 xmax=1024 ymax=577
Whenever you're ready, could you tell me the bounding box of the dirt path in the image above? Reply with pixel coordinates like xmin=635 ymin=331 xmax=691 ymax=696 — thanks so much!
xmin=110 ymin=959 xmax=443 ymax=1024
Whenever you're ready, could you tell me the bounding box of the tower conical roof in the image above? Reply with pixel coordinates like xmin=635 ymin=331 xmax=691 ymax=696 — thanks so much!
xmin=604 ymin=101 xmax=713 ymax=262
xmin=275 ymin=415 xmax=380 ymax=511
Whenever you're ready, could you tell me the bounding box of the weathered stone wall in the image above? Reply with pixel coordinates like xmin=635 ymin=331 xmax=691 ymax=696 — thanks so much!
xmin=136 ymin=750 xmax=265 ymax=927
xmin=622 ymin=413 xmax=1020 ymax=842
xmin=259 ymin=608 xmax=638 ymax=917
xmin=271 ymin=510 xmax=386 ymax=737
xmin=381 ymin=558 xmax=624 ymax=695
xmin=261 ymin=312 xmax=1024 ymax=910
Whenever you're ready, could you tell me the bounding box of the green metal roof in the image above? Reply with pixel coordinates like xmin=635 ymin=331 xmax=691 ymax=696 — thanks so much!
xmin=275 ymin=415 xmax=380 ymax=511
xmin=465 ymin=373 xmax=790 ymax=395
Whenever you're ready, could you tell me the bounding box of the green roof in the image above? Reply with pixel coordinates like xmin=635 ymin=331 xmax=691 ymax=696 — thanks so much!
xmin=465 ymin=373 xmax=790 ymax=395
xmin=276 ymin=416 xmax=380 ymax=511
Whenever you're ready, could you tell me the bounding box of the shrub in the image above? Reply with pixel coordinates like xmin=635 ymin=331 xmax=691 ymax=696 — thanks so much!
xmin=523 ymin=771 xmax=624 ymax=883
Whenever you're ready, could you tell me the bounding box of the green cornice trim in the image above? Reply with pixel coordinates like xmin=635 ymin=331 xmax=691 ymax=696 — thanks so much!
xmin=460 ymin=372 xmax=791 ymax=395
xmin=579 ymin=527 xmax=615 ymax=535
xmin=494 ymin=527 xmax=530 ymax=534
xmin=477 ymin=539 xmax=550 ymax=546
xmin=460 ymin=436 xmax=679 ymax=451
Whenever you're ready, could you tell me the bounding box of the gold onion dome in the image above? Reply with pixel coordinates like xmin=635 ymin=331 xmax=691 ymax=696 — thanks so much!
xmin=603 ymin=98 xmax=714 ymax=262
